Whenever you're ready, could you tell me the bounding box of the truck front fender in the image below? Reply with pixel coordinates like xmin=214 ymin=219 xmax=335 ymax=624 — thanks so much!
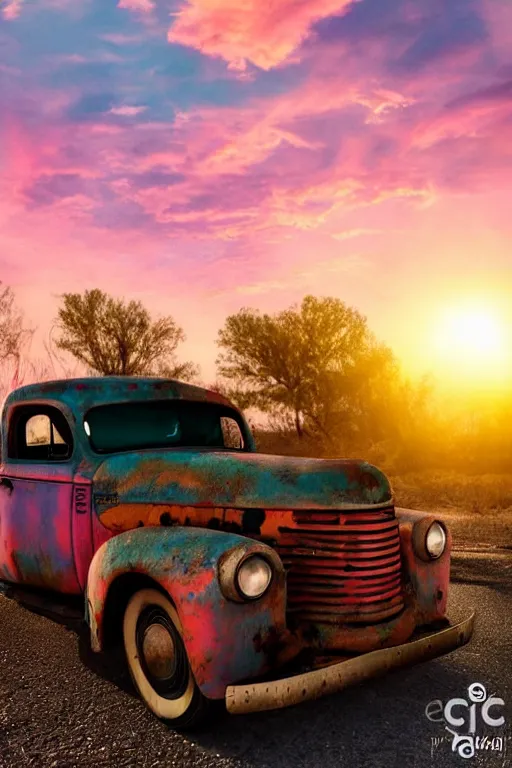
xmin=395 ymin=507 xmax=452 ymax=623
xmin=86 ymin=526 xmax=287 ymax=699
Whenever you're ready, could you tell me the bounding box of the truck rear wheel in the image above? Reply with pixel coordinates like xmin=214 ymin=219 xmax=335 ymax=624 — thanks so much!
xmin=123 ymin=588 xmax=209 ymax=729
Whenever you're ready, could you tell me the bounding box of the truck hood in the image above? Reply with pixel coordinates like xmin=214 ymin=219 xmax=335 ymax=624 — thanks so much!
xmin=92 ymin=450 xmax=392 ymax=517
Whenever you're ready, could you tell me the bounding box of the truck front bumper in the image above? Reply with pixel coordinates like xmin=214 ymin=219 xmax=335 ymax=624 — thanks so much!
xmin=225 ymin=611 xmax=475 ymax=715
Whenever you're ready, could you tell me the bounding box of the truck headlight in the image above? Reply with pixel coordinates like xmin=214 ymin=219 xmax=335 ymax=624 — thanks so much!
xmin=219 ymin=546 xmax=281 ymax=603
xmin=237 ymin=556 xmax=273 ymax=599
xmin=425 ymin=522 xmax=446 ymax=559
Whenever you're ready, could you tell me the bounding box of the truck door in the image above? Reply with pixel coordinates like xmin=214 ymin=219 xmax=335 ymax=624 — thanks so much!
xmin=0 ymin=405 xmax=82 ymax=594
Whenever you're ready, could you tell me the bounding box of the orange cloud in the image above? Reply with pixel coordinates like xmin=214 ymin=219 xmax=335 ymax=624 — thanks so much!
xmin=167 ymin=0 xmax=355 ymax=70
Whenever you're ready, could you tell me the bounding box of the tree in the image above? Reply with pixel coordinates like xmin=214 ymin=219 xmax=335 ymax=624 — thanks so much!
xmin=0 ymin=283 xmax=32 ymax=364
xmin=0 ymin=284 xmax=56 ymax=403
xmin=55 ymin=289 xmax=198 ymax=380
xmin=216 ymin=295 xmax=398 ymax=448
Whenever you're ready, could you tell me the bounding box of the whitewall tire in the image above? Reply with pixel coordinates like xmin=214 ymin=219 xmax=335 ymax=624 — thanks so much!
xmin=123 ymin=588 xmax=208 ymax=728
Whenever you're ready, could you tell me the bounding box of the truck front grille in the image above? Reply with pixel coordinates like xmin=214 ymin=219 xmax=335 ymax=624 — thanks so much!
xmin=275 ymin=507 xmax=404 ymax=625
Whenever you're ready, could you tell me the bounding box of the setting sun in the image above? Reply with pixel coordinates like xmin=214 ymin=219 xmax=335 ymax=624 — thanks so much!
xmin=440 ymin=307 xmax=503 ymax=356
xmin=430 ymin=301 xmax=511 ymax=387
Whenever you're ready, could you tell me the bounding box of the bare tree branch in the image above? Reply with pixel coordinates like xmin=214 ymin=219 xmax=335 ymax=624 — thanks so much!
xmin=0 ymin=283 xmax=33 ymax=364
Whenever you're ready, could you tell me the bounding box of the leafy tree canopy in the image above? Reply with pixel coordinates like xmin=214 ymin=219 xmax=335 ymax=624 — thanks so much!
xmin=216 ymin=295 xmax=418 ymax=450
xmin=55 ymin=289 xmax=198 ymax=380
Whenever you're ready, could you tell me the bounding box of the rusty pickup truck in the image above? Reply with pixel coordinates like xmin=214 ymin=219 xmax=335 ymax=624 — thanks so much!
xmin=0 ymin=377 xmax=474 ymax=728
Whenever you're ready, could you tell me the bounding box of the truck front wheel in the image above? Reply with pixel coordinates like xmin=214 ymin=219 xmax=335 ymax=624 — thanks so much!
xmin=123 ymin=588 xmax=209 ymax=729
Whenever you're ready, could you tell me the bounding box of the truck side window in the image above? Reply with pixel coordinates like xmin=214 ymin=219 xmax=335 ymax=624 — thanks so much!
xmin=26 ymin=414 xmax=51 ymax=446
xmin=9 ymin=407 xmax=73 ymax=461
xmin=221 ymin=417 xmax=244 ymax=450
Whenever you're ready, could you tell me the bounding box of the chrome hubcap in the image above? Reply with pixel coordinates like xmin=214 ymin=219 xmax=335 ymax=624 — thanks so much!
xmin=142 ymin=623 xmax=176 ymax=680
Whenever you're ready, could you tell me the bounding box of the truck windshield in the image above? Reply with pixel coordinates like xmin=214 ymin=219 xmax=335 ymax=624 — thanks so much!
xmin=83 ymin=400 xmax=247 ymax=454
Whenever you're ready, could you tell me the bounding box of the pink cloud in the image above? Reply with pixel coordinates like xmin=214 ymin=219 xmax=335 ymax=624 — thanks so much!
xmin=1 ymin=0 xmax=90 ymax=19
xmin=110 ymin=105 xmax=147 ymax=116
xmin=480 ymin=0 xmax=512 ymax=63
xmin=100 ymin=32 xmax=146 ymax=45
xmin=2 ymin=0 xmax=22 ymax=20
xmin=118 ymin=0 xmax=155 ymax=12
xmin=5 ymin=57 xmax=507 ymax=256
xmin=167 ymin=0 xmax=355 ymax=70
xmin=331 ymin=228 xmax=383 ymax=241
xmin=51 ymin=72 xmax=434 ymax=242
xmin=411 ymin=79 xmax=512 ymax=151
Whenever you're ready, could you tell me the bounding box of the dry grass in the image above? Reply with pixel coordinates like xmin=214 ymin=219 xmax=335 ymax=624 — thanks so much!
xmin=389 ymin=472 xmax=512 ymax=546
xmin=390 ymin=471 xmax=512 ymax=516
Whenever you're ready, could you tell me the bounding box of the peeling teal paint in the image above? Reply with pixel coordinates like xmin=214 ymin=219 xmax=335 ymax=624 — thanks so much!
xmin=93 ymin=450 xmax=392 ymax=513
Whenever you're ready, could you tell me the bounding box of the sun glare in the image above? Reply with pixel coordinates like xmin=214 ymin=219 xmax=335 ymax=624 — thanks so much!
xmin=430 ymin=302 xmax=511 ymax=387
xmin=441 ymin=308 xmax=503 ymax=356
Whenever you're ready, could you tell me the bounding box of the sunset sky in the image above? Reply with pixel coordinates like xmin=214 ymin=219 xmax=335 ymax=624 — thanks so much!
xmin=1 ymin=0 xmax=511 ymax=392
